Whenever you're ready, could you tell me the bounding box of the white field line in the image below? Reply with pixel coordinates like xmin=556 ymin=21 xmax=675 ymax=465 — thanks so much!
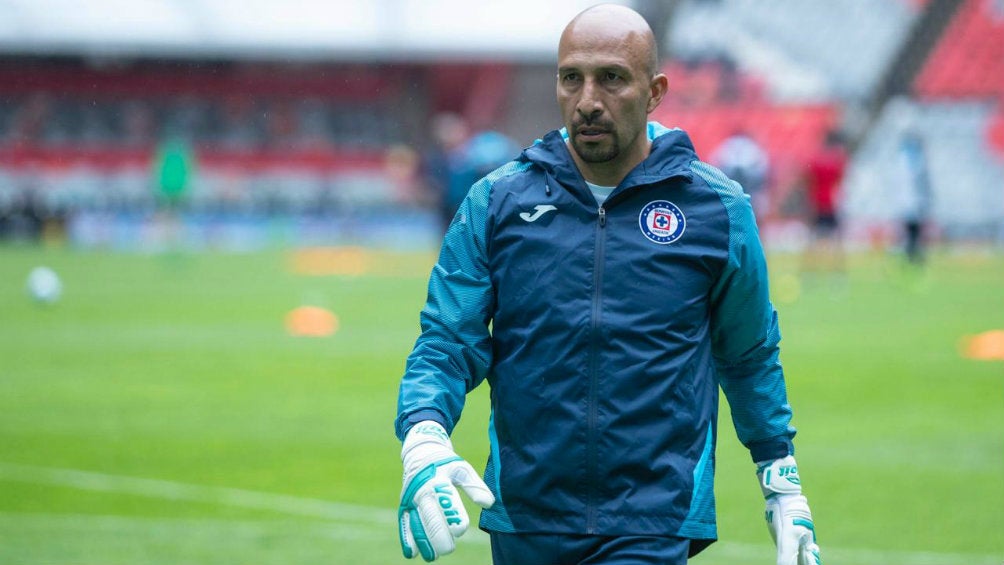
xmin=1 ymin=462 xmax=999 ymax=564
xmin=0 ymin=511 xmax=388 ymax=542
xmin=0 ymin=461 xmax=393 ymax=524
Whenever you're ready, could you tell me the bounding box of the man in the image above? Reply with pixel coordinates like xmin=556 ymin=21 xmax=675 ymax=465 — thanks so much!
xmin=892 ymin=130 xmax=932 ymax=267
xmin=396 ymin=5 xmax=820 ymax=565
xmin=423 ymin=112 xmax=471 ymax=233
xmin=711 ymin=129 xmax=771 ymax=220
xmin=801 ymin=128 xmax=848 ymax=277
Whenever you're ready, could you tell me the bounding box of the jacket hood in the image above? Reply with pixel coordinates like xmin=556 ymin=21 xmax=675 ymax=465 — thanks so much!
xmin=520 ymin=121 xmax=698 ymax=189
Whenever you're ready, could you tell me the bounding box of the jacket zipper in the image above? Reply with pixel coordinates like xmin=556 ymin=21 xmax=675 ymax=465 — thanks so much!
xmin=586 ymin=204 xmax=606 ymax=533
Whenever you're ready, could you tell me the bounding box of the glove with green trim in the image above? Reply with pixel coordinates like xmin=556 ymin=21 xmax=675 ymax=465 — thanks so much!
xmin=758 ymin=455 xmax=822 ymax=565
xmin=399 ymin=421 xmax=495 ymax=561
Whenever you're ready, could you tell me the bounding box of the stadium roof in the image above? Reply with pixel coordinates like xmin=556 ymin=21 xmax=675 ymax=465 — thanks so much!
xmin=0 ymin=0 xmax=634 ymax=62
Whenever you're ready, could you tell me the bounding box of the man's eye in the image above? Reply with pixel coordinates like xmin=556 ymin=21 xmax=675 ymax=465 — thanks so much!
xmin=604 ymin=72 xmax=621 ymax=82
xmin=562 ymin=73 xmax=580 ymax=83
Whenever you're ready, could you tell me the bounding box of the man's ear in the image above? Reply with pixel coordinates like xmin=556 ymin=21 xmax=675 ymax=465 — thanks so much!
xmin=647 ymin=73 xmax=669 ymax=114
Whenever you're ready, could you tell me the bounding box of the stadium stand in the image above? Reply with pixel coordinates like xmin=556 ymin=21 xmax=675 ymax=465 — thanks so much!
xmin=844 ymin=0 xmax=1004 ymax=238
xmin=1 ymin=1 xmax=1002 ymax=248
xmin=0 ymin=60 xmax=413 ymax=220
xmin=667 ymin=0 xmax=921 ymax=102
xmin=844 ymin=97 xmax=1004 ymax=233
xmin=914 ymin=0 xmax=1004 ymax=99
xmin=665 ymin=0 xmax=1004 ymax=244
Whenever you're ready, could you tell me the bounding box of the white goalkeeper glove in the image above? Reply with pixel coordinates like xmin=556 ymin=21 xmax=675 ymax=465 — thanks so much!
xmin=757 ymin=455 xmax=821 ymax=565
xmin=398 ymin=421 xmax=495 ymax=562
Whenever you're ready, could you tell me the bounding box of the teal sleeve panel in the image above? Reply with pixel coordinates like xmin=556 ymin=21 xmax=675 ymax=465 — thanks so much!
xmin=395 ymin=176 xmax=496 ymax=441
xmin=692 ymin=160 xmax=795 ymax=462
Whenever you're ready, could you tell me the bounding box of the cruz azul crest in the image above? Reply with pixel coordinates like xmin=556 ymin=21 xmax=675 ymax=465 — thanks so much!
xmin=639 ymin=200 xmax=686 ymax=244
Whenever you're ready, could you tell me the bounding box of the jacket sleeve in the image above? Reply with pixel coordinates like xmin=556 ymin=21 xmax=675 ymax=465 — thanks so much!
xmin=394 ymin=177 xmax=495 ymax=441
xmin=695 ymin=160 xmax=796 ymax=463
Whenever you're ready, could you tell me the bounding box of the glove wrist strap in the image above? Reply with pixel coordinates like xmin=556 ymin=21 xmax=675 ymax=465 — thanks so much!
xmin=402 ymin=420 xmax=453 ymax=460
xmin=757 ymin=455 xmax=803 ymax=499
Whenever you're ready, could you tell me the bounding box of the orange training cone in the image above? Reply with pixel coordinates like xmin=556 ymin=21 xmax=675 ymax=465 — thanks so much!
xmin=286 ymin=306 xmax=339 ymax=337
xmin=961 ymin=329 xmax=1004 ymax=361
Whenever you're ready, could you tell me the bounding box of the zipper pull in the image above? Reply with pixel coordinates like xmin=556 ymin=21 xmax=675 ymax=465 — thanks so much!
xmin=598 ymin=207 xmax=606 ymax=227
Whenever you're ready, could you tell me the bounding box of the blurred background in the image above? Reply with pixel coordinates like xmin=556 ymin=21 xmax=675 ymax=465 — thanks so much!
xmin=1 ymin=0 xmax=1001 ymax=250
xmin=0 ymin=1 xmax=1002 ymax=564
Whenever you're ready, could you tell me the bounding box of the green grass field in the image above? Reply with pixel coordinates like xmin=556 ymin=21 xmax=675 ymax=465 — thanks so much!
xmin=1 ymin=243 xmax=1002 ymax=565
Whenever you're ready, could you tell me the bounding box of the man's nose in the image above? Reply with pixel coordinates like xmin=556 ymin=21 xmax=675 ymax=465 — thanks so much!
xmin=576 ymin=80 xmax=603 ymax=119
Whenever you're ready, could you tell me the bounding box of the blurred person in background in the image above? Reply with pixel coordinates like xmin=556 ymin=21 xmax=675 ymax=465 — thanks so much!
xmin=423 ymin=113 xmax=471 ymax=233
xmin=892 ymin=129 xmax=933 ymax=267
xmin=801 ymin=128 xmax=848 ymax=278
xmin=461 ymin=129 xmax=520 ymax=194
xmin=395 ymin=4 xmax=820 ymax=565
xmin=711 ymin=128 xmax=770 ymax=221
xmin=152 ymin=136 xmax=195 ymax=249
xmin=154 ymin=136 xmax=195 ymax=210
xmin=0 ymin=188 xmax=44 ymax=242
xmin=423 ymin=113 xmax=519 ymax=234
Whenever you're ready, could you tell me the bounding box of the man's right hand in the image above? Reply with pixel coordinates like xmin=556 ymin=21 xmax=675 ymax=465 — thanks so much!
xmin=398 ymin=421 xmax=495 ymax=562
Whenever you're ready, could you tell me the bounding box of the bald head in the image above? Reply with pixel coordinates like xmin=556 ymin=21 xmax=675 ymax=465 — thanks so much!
xmin=554 ymin=3 xmax=668 ymax=185
xmin=560 ymin=4 xmax=659 ymax=78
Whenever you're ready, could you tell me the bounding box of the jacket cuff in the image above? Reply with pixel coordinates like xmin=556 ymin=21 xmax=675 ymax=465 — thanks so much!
xmin=396 ymin=408 xmax=450 ymax=441
xmin=747 ymin=436 xmax=793 ymax=463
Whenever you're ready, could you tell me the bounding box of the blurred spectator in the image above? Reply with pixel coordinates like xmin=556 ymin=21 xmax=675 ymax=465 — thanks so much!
xmin=385 ymin=143 xmax=422 ymax=202
xmin=264 ymin=99 xmax=299 ymax=150
xmin=0 ymin=188 xmax=44 ymax=242
xmin=801 ymin=128 xmax=849 ymax=276
xmin=154 ymin=137 xmax=195 ymax=210
xmin=422 ymin=113 xmax=470 ymax=232
xmin=7 ymin=93 xmax=52 ymax=145
xmin=892 ymin=130 xmax=933 ymax=266
xmin=711 ymin=129 xmax=770 ymax=220
xmin=423 ymin=117 xmax=519 ymax=233
xmin=440 ymin=129 xmax=520 ymax=232
xmin=212 ymin=95 xmax=259 ymax=149
xmin=122 ymin=100 xmax=155 ymax=147
xmin=464 ymin=130 xmax=520 ymax=182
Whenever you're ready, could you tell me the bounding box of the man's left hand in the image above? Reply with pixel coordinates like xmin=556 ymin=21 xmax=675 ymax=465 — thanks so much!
xmin=758 ymin=455 xmax=821 ymax=565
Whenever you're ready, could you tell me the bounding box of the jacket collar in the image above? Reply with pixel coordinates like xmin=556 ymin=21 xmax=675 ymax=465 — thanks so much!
xmin=521 ymin=121 xmax=697 ymax=192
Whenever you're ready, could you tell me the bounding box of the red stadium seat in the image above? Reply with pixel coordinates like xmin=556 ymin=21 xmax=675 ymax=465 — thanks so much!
xmin=915 ymin=0 xmax=1004 ymax=99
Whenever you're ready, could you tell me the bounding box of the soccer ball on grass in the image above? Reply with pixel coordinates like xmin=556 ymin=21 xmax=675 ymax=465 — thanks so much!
xmin=26 ymin=266 xmax=62 ymax=304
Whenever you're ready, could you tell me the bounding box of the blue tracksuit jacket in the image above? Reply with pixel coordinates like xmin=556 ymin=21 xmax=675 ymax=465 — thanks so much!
xmin=395 ymin=122 xmax=795 ymax=555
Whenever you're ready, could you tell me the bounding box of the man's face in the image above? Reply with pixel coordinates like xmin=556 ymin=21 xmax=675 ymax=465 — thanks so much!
xmin=557 ymin=27 xmax=659 ymax=168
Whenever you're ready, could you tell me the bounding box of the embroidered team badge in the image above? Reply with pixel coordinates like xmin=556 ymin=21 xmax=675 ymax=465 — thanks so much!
xmin=639 ymin=200 xmax=686 ymax=244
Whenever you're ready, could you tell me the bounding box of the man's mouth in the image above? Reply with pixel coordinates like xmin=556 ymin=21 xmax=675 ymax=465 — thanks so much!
xmin=577 ymin=126 xmax=610 ymax=139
